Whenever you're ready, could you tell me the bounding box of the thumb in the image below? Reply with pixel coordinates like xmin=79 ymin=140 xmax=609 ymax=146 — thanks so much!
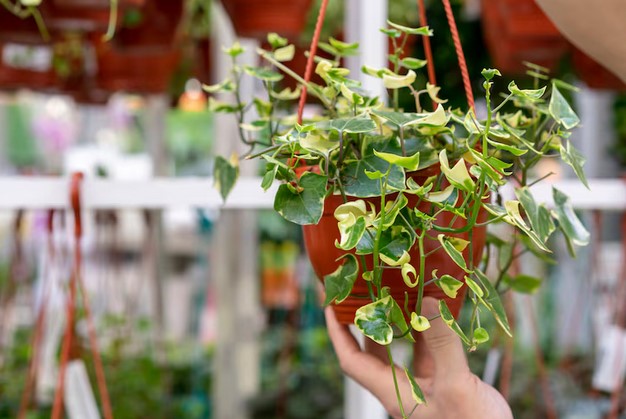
xmin=420 ymin=297 xmax=469 ymax=376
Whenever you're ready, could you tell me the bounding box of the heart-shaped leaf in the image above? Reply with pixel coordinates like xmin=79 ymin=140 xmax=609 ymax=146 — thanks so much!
xmin=274 ymin=172 xmax=327 ymax=225
xmin=473 ymin=269 xmax=512 ymax=337
xmin=324 ymin=254 xmax=359 ymax=305
xmin=439 ymin=150 xmax=475 ymax=192
xmin=552 ymin=187 xmax=590 ymax=255
xmin=438 ymin=300 xmax=470 ymax=345
xmin=435 ymin=274 xmax=464 ymax=298
xmin=374 ymin=150 xmax=420 ymax=171
xmin=214 ymin=154 xmax=239 ymax=201
xmin=559 ymin=140 xmax=589 ymax=189
xmin=438 ymin=234 xmax=470 ymax=272
xmin=549 ymin=84 xmax=580 ymax=129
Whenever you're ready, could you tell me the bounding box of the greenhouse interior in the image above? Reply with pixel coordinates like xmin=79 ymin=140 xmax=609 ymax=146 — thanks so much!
xmin=0 ymin=0 xmax=625 ymax=418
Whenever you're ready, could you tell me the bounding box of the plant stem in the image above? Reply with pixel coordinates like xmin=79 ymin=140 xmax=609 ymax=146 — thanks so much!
xmin=483 ymin=83 xmax=493 ymax=158
xmin=102 ymin=0 xmax=119 ymax=42
xmin=415 ymin=231 xmax=426 ymax=316
xmin=386 ymin=345 xmax=408 ymax=419
xmin=259 ymin=50 xmax=335 ymax=114
xmin=372 ymin=175 xmax=390 ymax=292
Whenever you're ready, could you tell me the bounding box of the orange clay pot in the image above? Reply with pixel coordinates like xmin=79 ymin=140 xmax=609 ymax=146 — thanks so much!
xmin=300 ymin=166 xmax=488 ymax=324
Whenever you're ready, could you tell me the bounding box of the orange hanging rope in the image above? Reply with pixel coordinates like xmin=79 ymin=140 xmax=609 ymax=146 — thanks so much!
xmin=440 ymin=0 xmax=474 ymax=110
xmin=417 ymin=0 xmax=437 ymax=88
xmin=296 ymin=0 xmax=330 ymax=124
xmin=52 ymin=173 xmax=114 ymax=419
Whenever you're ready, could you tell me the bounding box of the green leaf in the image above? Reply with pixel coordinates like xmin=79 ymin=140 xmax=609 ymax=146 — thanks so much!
xmin=354 ymin=296 xmax=395 ymax=345
xmin=465 ymin=277 xmax=484 ymax=298
xmin=404 ymin=368 xmax=426 ymax=405
xmin=435 ymin=274 xmax=464 ymax=298
xmin=371 ymin=110 xmax=422 ymax=127
xmin=504 ymin=200 xmax=551 ymax=252
xmin=504 ymin=274 xmax=542 ymax=294
xmin=380 ymin=250 xmax=410 ymax=267
xmin=383 ymin=70 xmax=416 ymax=89
xmin=439 ymin=150 xmax=475 ymax=192
xmin=413 ymin=105 xmax=450 ymax=127
xmin=481 ymin=68 xmax=501 ymax=81
xmin=214 ymin=154 xmax=239 ymax=201
xmin=267 ymin=32 xmax=288 ymax=48
xmin=549 ymin=84 xmax=580 ymax=129
xmin=473 ymin=327 xmax=490 ymax=345
xmin=381 ymin=194 xmax=409 ymax=229
xmin=202 ymin=79 xmax=234 ymax=93
xmin=508 ymin=81 xmax=546 ymax=101
xmin=270 ymin=86 xmax=301 ymax=101
xmin=387 ymin=21 xmax=433 ymax=36
xmin=316 ymin=117 xmax=377 ymax=134
xmin=336 ymin=216 xmax=367 ymax=250
xmin=334 ymin=201 xmax=370 ymax=250
xmin=438 ymin=300 xmax=470 ymax=345
xmin=401 ymin=57 xmax=427 ymax=70
xmin=274 ymin=172 xmax=328 ymax=225
xmin=328 ymin=37 xmax=360 ymax=55
xmin=273 ymin=44 xmax=295 ymax=62
xmin=426 ymin=83 xmax=448 ymax=104
xmin=486 ymin=137 xmax=527 ymax=156
xmin=223 ymin=42 xmax=245 ymax=57
xmin=374 ymin=150 xmax=420 ymax=171
xmin=424 ymin=184 xmax=455 ymax=203
xmin=324 ymin=254 xmax=359 ymax=305
xmin=473 ymin=270 xmax=512 ymax=337
xmin=261 ymin=165 xmax=278 ymax=191
xmin=438 ymin=234 xmax=470 ymax=272
xmin=552 ymin=187 xmax=590 ymax=255
xmin=402 ymin=263 xmax=419 ymax=288
xmin=300 ymin=133 xmax=339 ymax=156
xmin=515 ymin=187 xmax=556 ymax=243
xmin=341 ymin=143 xmax=405 ymax=197
xmin=208 ymin=97 xmax=243 ymax=113
xmin=243 ymin=65 xmax=283 ymax=82
xmin=410 ymin=313 xmax=430 ymax=332
xmin=340 ymin=83 xmax=364 ymax=105
xmin=560 ymin=140 xmax=589 ymax=188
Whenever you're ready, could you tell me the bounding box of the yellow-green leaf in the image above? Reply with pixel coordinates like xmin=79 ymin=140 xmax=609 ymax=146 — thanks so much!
xmin=439 ymin=150 xmax=475 ymax=192
xmin=273 ymin=44 xmax=295 ymax=62
xmin=383 ymin=70 xmax=416 ymax=89
xmin=402 ymin=263 xmax=419 ymax=288
xmin=410 ymin=313 xmax=431 ymax=332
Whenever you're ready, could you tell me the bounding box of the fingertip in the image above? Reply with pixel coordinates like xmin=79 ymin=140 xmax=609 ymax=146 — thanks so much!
xmin=420 ymin=297 xmax=439 ymax=317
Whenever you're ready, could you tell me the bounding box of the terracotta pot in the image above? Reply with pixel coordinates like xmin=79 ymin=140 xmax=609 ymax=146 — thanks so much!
xmin=481 ymin=0 xmax=568 ymax=74
xmin=572 ymin=48 xmax=626 ymax=91
xmin=113 ymin=0 xmax=184 ymax=48
xmin=262 ymin=268 xmax=299 ymax=309
xmin=300 ymin=166 xmax=488 ymax=324
xmin=94 ymin=38 xmax=181 ymax=93
xmin=222 ymin=0 xmax=314 ymax=39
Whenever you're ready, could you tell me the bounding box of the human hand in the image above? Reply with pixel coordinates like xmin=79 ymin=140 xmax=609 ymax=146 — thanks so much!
xmin=325 ymin=297 xmax=513 ymax=419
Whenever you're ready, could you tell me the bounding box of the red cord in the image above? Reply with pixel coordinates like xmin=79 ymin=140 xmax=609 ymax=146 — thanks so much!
xmin=76 ymin=263 xmax=113 ymax=419
xmin=52 ymin=173 xmax=113 ymax=419
xmin=296 ymin=0 xmax=330 ymax=124
xmin=417 ymin=0 xmax=437 ymax=111
xmin=440 ymin=0 xmax=474 ymax=110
